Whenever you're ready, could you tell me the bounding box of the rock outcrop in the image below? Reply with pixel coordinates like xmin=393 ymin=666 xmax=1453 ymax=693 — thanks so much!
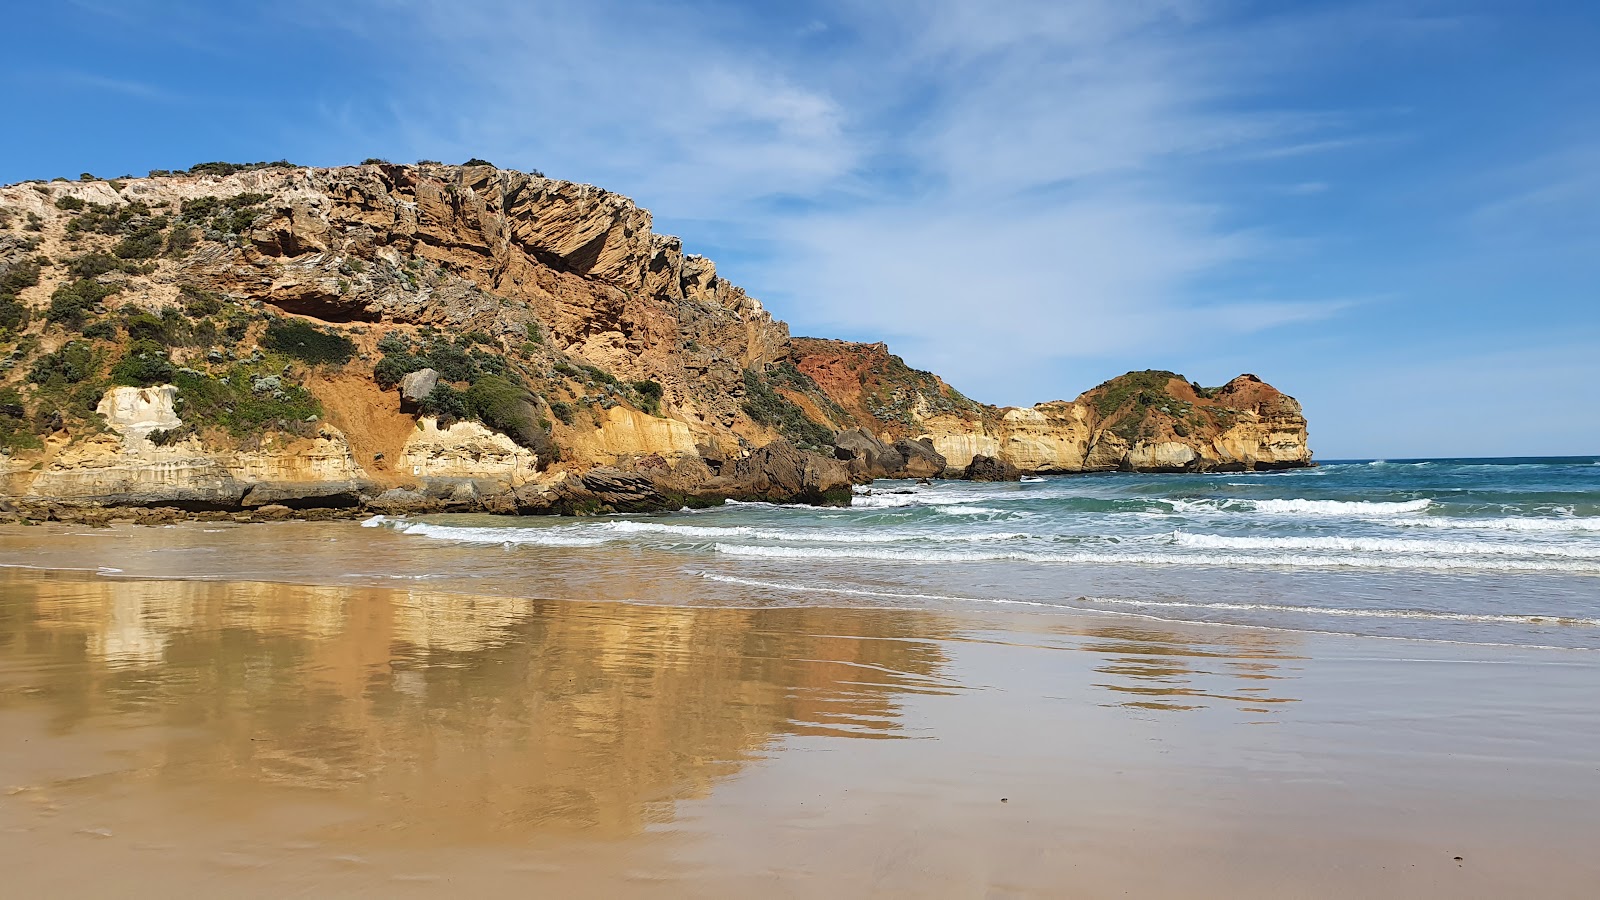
xmin=0 ymin=161 xmax=1311 ymax=518
xmin=962 ymin=454 xmax=1020 ymax=482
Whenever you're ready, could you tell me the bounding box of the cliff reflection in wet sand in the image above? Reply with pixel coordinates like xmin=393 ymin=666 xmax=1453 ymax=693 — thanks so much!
xmin=0 ymin=571 xmax=954 ymax=840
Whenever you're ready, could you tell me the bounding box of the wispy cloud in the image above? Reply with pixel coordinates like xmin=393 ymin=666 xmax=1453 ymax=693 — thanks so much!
xmin=296 ymin=0 xmax=1393 ymax=402
xmin=41 ymin=70 xmax=183 ymax=103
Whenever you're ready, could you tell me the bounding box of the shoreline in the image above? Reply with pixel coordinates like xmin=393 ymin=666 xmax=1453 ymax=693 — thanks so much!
xmin=1 ymin=566 xmax=1596 ymax=897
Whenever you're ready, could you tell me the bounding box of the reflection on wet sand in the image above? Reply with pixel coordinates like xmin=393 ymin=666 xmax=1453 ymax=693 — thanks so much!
xmin=4 ymin=570 xmax=1599 ymax=898
xmin=955 ymin=615 xmax=1303 ymax=714
xmin=0 ymin=571 xmax=956 ymax=840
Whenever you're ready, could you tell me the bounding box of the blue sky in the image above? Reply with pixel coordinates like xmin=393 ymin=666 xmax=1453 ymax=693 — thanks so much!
xmin=5 ymin=0 xmax=1596 ymax=458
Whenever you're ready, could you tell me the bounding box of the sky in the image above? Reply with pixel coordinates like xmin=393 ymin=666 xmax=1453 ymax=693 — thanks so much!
xmin=3 ymin=0 xmax=1596 ymax=458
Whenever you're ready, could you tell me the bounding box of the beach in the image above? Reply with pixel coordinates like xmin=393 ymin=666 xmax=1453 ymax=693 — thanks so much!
xmin=2 ymin=557 xmax=1596 ymax=897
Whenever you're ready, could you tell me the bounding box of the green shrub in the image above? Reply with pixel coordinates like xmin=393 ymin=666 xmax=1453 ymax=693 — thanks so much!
xmin=262 ymin=319 xmax=355 ymax=365
xmin=418 ymin=383 xmax=470 ymax=421
xmin=68 ymin=252 xmax=122 ymax=278
xmin=465 ymin=376 xmax=541 ymax=447
xmin=110 ymin=340 xmax=177 ymax=386
xmin=0 ymin=257 xmax=42 ymax=295
xmin=80 ymin=320 xmax=116 ymax=341
xmin=47 ymin=278 xmax=120 ymax=329
xmin=178 ymin=284 xmax=223 ymax=317
xmin=1090 ymin=370 xmax=1182 ymax=418
xmin=741 ymin=369 xmax=835 ymax=451
xmin=549 ymin=400 xmax=575 ymax=425
xmin=148 ymin=424 xmax=195 ymax=446
xmin=27 ymin=341 xmax=98 ymax=385
xmin=0 ymin=387 xmax=40 ymax=452
xmin=463 ymin=158 xmax=494 ymax=167
xmin=64 ymin=200 xmax=157 ymax=236
xmin=373 ymin=352 xmax=427 ymax=388
xmin=0 ymin=298 xmax=30 ymax=333
xmin=632 ymin=379 xmax=663 ymax=415
xmin=113 ymin=223 xmax=167 ymax=259
xmin=165 ymin=225 xmax=201 ymax=256
xmin=54 ymin=195 xmax=86 ymax=211
xmin=171 ymin=368 xmax=320 ymax=437
xmin=122 ymin=310 xmax=174 ymax=344
xmin=185 ymin=160 xmax=296 ymax=177
xmin=376 ymin=332 xmax=410 ymax=354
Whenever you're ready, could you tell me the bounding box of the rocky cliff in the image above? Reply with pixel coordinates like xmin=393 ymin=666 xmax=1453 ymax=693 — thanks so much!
xmin=0 ymin=161 xmax=1309 ymax=518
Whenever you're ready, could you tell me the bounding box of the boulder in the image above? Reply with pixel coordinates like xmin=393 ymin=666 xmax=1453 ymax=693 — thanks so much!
xmin=833 ymin=428 xmax=906 ymax=481
xmin=962 ymin=454 xmax=1021 ymax=482
xmin=399 ymin=368 xmax=439 ymax=408
xmin=580 ymin=467 xmax=674 ymax=513
xmin=893 ymin=438 xmax=947 ymax=480
xmin=710 ymin=439 xmax=852 ymax=506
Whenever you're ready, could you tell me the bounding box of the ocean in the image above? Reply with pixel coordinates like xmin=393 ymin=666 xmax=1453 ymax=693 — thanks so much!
xmin=10 ymin=457 xmax=1597 ymax=652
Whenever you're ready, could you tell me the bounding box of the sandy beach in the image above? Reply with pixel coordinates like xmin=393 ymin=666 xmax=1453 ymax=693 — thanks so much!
xmin=2 ymin=561 xmax=1596 ymax=898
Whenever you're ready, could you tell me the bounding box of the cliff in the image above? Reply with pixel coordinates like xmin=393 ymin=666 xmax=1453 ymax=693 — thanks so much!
xmin=789 ymin=341 xmax=1310 ymax=474
xmin=0 ymin=161 xmax=1309 ymax=518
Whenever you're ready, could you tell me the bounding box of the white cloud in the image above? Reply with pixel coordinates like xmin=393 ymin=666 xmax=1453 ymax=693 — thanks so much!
xmin=308 ymin=0 xmax=1366 ymax=404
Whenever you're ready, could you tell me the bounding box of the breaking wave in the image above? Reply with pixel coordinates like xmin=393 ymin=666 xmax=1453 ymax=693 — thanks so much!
xmin=1172 ymin=532 xmax=1600 ymax=559
xmin=711 ymin=542 xmax=1600 ymax=573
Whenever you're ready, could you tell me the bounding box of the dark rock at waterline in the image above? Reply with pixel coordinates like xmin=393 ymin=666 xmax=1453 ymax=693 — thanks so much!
xmin=962 ymin=454 xmax=1021 ymax=482
xmin=833 ymin=427 xmax=906 ymax=481
xmin=893 ymin=438 xmax=947 ymax=480
xmin=711 ymin=439 xmax=853 ymax=507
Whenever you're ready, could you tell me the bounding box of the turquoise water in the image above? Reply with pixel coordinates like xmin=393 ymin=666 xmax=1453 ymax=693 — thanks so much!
xmin=355 ymin=457 xmax=1600 ymax=651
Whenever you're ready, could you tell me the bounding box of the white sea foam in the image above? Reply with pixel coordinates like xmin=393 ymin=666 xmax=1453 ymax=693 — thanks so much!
xmin=850 ymin=492 xmax=990 ymax=509
xmin=1160 ymin=497 xmax=1433 ymax=517
xmin=390 ymin=522 xmax=611 ymax=547
xmin=1172 ymin=532 xmax=1600 ymax=559
xmin=696 ymin=572 xmax=1055 ymax=608
xmin=1390 ymin=515 xmax=1600 ymax=533
xmin=596 ymin=520 xmax=1030 ymax=545
xmin=1086 ymin=596 xmax=1600 ymax=626
xmin=711 ymin=542 xmax=1600 ymax=573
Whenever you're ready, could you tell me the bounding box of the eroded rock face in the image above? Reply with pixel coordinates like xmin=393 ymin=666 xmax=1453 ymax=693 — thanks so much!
xmin=398 ymin=417 xmax=538 ymax=494
xmin=0 ymin=163 xmax=1311 ymax=518
xmin=18 ymin=387 xmax=371 ymax=509
xmin=792 ymin=340 xmax=1311 ymax=474
xmin=711 ymin=440 xmax=852 ymax=506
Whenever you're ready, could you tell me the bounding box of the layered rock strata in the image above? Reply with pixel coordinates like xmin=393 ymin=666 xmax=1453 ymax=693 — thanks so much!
xmin=0 ymin=162 xmax=1310 ymax=518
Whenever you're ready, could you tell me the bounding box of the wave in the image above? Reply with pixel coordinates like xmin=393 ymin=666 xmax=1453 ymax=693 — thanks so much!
xmin=1086 ymin=596 xmax=1600 ymax=627
xmin=1162 ymin=497 xmax=1434 ymax=517
xmin=696 ymin=575 xmax=1600 ymax=648
xmin=711 ymin=542 xmax=1600 ymax=573
xmin=380 ymin=521 xmax=611 ymax=547
xmin=1390 ymin=515 xmax=1600 ymax=533
xmin=1172 ymin=532 xmax=1600 ymax=559
xmin=596 ymin=520 xmax=1030 ymax=545
xmin=849 ymin=492 xmax=990 ymax=509
xmin=696 ymin=572 xmax=1056 ymax=608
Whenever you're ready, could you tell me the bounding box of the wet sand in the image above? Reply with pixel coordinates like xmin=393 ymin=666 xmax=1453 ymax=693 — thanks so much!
xmin=2 ymin=568 xmax=1597 ymax=897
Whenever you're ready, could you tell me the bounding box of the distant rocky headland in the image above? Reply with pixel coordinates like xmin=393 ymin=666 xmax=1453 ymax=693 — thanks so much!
xmin=0 ymin=161 xmax=1311 ymax=522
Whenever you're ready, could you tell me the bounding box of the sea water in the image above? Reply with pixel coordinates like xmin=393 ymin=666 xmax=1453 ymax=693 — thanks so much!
xmin=347 ymin=457 xmax=1600 ymax=650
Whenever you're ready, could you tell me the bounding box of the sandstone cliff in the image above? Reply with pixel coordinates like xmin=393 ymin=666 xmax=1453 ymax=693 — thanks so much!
xmin=0 ymin=161 xmax=1309 ymax=518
